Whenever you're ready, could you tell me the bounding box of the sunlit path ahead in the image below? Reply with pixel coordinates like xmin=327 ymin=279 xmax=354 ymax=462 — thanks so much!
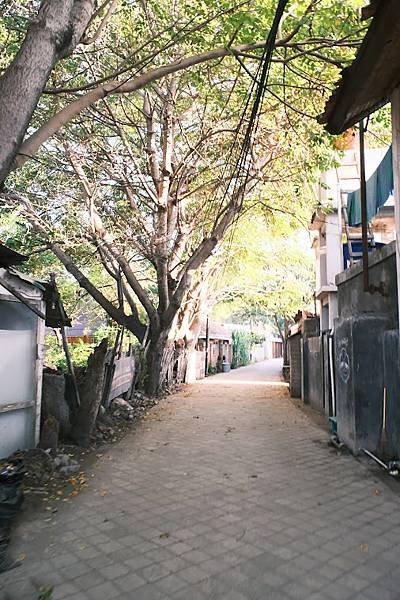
xmin=2 ymin=359 xmax=400 ymax=600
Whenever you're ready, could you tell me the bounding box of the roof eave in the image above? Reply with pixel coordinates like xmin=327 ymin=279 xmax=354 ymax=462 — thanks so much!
xmin=320 ymin=0 xmax=400 ymax=134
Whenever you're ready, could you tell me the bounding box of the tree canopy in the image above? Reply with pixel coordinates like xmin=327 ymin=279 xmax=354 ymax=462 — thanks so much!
xmin=0 ymin=0 xmax=366 ymax=392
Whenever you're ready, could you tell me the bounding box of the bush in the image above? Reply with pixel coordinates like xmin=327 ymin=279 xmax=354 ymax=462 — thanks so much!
xmin=231 ymin=330 xmax=251 ymax=368
xmin=45 ymin=335 xmax=95 ymax=370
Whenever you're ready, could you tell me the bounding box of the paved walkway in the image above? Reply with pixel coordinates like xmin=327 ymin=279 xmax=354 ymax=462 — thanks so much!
xmin=2 ymin=359 xmax=400 ymax=600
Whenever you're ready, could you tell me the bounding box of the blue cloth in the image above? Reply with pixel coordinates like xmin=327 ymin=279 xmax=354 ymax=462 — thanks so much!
xmin=347 ymin=146 xmax=393 ymax=226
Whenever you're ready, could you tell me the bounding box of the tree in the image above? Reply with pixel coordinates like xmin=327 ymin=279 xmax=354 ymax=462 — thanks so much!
xmin=0 ymin=0 xmax=99 ymax=182
xmin=212 ymin=214 xmax=315 ymax=364
xmin=0 ymin=0 xmax=364 ymax=183
xmin=0 ymin=0 xmax=363 ymax=394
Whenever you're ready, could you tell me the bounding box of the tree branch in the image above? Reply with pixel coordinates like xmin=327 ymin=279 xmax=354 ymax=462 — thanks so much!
xmin=14 ymin=41 xmax=270 ymax=172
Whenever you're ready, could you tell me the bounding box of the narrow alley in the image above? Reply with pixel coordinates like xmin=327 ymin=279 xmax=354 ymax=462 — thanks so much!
xmin=2 ymin=360 xmax=400 ymax=600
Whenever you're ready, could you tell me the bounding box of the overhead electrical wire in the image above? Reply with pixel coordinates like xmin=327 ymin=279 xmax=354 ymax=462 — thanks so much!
xmin=214 ymin=0 xmax=290 ymax=224
xmin=214 ymin=0 xmax=290 ymax=280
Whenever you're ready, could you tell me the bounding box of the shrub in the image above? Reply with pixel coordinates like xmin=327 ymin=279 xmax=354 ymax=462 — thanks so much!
xmin=231 ymin=330 xmax=251 ymax=368
xmin=44 ymin=335 xmax=95 ymax=370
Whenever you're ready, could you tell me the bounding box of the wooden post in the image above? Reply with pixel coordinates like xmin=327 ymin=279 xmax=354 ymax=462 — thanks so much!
xmin=391 ymin=88 xmax=400 ymax=328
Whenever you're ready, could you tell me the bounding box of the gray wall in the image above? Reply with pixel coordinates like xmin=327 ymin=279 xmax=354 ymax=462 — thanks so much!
xmin=336 ymin=241 xmax=398 ymax=327
xmin=335 ymin=314 xmax=389 ymax=454
xmin=383 ymin=330 xmax=400 ymax=458
xmin=303 ymin=335 xmax=324 ymax=412
xmin=289 ymin=333 xmax=301 ymax=398
xmin=335 ymin=242 xmax=399 ymax=455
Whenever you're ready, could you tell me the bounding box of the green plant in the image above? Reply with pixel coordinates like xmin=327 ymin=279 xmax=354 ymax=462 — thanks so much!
xmin=249 ymin=332 xmax=266 ymax=346
xmin=38 ymin=586 xmax=53 ymax=600
xmin=44 ymin=336 xmax=95 ymax=370
xmin=231 ymin=330 xmax=251 ymax=369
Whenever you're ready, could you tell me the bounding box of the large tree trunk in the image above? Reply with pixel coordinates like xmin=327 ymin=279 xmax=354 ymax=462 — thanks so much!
xmin=70 ymin=338 xmax=108 ymax=447
xmin=145 ymin=334 xmax=174 ymax=397
xmin=0 ymin=0 xmax=93 ymax=184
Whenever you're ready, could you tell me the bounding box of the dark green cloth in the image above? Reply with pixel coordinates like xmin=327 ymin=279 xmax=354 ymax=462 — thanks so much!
xmin=347 ymin=146 xmax=393 ymax=226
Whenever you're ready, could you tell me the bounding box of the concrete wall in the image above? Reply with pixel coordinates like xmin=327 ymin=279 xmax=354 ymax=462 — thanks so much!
xmin=335 ymin=242 xmax=399 ymax=455
xmin=186 ymin=350 xmax=205 ymax=383
xmin=383 ymin=330 xmax=400 ymax=457
xmin=251 ymin=343 xmax=267 ymax=363
xmin=289 ymin=333 xmax=301 ymax=398
xmin=335 ymin=314 xmax=390 ymax=454
xmin=303 ymin=336 xmax=324 ymax=412
xmin=336 ymin=241 xmax=398 ymax=327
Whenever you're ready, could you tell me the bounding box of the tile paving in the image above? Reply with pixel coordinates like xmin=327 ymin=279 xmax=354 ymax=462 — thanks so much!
xmin=1 ymin=359 xmax=400 ymax=599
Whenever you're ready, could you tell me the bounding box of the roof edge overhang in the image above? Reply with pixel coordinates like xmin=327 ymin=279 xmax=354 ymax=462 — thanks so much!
xmin=319 ymin=0 xmax=400 ymax=134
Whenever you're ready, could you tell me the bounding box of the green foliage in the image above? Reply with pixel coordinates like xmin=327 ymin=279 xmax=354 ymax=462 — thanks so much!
xmin=45 ymin=336 xmax=95 ymax=370
xmin=249 ymin=332 xmax=266 ymax=345
xmin=1 ymin=0 xmax=382 ymax=360
xmin=37 ymin=586 xmax=53 ymax=600
xmin=213 ymin=214 xmax=315 ymax=329
xmin=231 ymin=330 xmax=251 ymax=369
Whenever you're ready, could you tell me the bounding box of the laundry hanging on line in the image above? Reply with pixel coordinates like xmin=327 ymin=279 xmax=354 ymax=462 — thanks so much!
xmin=347 ymin=145 xmax=393 ymax=227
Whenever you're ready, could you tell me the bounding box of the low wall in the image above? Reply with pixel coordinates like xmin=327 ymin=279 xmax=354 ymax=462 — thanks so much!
xmin=186 ymin=350 xmax=205 ymax=383
xmin=289 ymin=333 xmax=301 ymax=398
xmin=303 ymin=336 xmax=324 ymax=412
xmin=251 ymin=343 xmax=267 ymax=363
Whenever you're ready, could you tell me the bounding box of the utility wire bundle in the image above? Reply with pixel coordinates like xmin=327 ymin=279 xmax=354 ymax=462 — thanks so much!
xmin=219 ymin=0 xmax=290 ymax=215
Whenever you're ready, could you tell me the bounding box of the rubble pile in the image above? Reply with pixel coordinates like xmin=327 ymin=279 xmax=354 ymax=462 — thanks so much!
xmin=8 ymin=449 xmax=54 ymax=488
xmin=93 ymin=392 xmax=158 ymax=443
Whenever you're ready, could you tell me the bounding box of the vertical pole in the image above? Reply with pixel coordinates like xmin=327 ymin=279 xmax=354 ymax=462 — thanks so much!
xmin=359 ymin=120 xmax=370 ymax=292
xmin=391 ymin=89 xmax=400 ymax=329
xmin=60 ymin=324 xmax=81 ymax=409
xmin=101 ymin=327 xmax=122 ymax=408
xmin=359 ymin=120 xmax=370 ymax=291
xmin=204 ymin=316 xmax=209 ymax=376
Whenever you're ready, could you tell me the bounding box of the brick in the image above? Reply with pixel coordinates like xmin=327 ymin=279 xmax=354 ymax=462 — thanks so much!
xmin=2 ymin=360 xmax=400 ymax=600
